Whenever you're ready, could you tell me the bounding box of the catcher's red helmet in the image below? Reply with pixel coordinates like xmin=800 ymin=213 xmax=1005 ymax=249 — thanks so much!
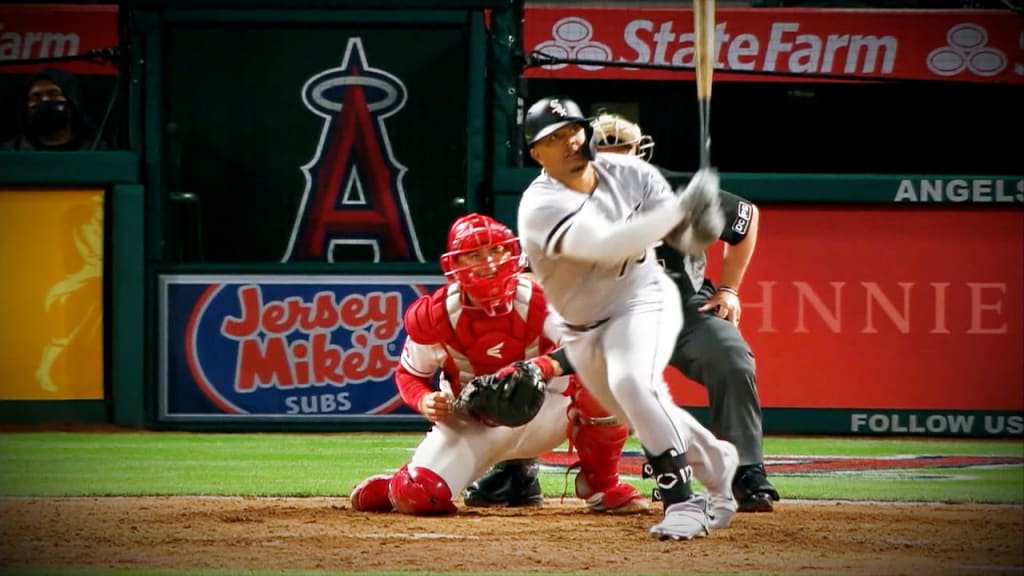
xmin=440 ymin=213 xmax=524 ymax=316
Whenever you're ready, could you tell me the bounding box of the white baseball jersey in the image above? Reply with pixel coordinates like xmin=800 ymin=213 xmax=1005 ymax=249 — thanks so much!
xmin=517 ymin=152 xmax=727 ymax=465
xmin=517 ymin=152 xmax=681 ymax=325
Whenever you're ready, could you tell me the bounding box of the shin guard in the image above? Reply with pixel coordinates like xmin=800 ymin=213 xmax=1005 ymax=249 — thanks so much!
xmin=567 ymin=378 xmax=645 ymax=512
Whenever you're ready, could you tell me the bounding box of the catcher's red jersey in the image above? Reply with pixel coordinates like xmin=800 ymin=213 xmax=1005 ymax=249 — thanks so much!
xmin=400 ymin=276 xmax=558 ymax=399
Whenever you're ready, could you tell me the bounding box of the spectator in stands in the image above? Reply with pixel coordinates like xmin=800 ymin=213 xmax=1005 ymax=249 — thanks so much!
xmin=1 ymin=68 xmax=107 ymax=151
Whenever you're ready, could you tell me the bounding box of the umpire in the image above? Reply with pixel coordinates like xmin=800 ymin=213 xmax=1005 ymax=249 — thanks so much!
xmin=592 ymin=113 xmax=779 ymax=512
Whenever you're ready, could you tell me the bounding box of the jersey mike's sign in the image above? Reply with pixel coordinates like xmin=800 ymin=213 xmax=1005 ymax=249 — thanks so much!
xmin=158 ymin=275 xmax=444 ymax=423
xmin=523 ymin=7 xmax=1024 ymax=84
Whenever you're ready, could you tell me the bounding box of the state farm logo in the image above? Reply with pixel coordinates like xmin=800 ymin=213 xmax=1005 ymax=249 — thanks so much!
xmin=927 ymin=23 xmax=1006 ymax=77
xmin=528 ymin=12 xmax=1024 ymax=83
xmin=0 ymin=24 xmax=80 ymax=60
xmin=533 ymin=17 xmax=611 ymax=70
xmin=532 ymin=17 xmax=900 ymax=76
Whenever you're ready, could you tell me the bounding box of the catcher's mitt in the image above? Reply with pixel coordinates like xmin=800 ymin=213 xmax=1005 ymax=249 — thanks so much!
xmin=454 ymin=361 xmax=547 ymax=428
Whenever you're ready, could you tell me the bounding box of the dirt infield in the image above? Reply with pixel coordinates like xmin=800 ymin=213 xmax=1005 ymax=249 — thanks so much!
xmin=1 ymin=497 xmax=1022 ymax=575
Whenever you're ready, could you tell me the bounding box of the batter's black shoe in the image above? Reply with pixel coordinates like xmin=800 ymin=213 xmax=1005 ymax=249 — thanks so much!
xmin=464 ymin=458 xmax=544 ymax=507
xmin=732 ymin=464 xmax=780 ymax=513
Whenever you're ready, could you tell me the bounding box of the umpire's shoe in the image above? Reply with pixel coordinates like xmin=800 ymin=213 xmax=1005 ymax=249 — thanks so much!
xmin=732 ymin=464 xmax=780 ymax=512
xmin=464 ymin=458 xmax=544 ymax=507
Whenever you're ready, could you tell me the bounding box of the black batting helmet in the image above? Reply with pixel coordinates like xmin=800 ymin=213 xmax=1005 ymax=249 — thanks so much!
xmin=524 ymin=96 xmax=596 ymax=160
xmin=524 ymin=97 xmax=589 ymax=147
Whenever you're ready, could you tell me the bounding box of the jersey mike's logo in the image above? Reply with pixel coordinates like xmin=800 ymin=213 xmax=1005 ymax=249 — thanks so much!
xmin=170 ymin=280 xmax=436 ymax=417
xmin=283 ymin=37 xmax=424 ymax=263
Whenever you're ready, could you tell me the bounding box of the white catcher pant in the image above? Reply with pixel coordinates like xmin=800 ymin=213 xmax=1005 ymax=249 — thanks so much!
xmin=563 ymin=272 xmax=727 ymax=476
xmin=408 ymin=376 xmax=571 ymax=495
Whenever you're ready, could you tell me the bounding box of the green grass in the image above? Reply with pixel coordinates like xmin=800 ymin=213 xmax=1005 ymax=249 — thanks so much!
xmin=760 ymin=436 xmax=1024 ymax=457
xmin=0 ymin=432 xmax=406 ymax=496
xmin=0 ymin=432 xmax=1021 ymax=504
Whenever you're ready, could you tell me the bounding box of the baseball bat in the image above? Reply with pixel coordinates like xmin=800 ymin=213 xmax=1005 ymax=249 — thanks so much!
xmin=693 ymin=0 xmax=715 ymax=168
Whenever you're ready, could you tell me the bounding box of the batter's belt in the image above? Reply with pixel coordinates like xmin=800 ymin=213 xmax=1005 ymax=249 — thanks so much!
xmin=564 ymin=318 xmax=610 ymax=332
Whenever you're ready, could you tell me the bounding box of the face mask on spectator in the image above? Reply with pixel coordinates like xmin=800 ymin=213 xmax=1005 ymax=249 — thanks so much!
xmin=27 ymin=100 xmax=71 ymax=138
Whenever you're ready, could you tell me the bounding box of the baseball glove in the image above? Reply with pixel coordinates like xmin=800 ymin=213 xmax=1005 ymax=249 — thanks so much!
xmin=454 ymin=361 xmax=547 ymax=428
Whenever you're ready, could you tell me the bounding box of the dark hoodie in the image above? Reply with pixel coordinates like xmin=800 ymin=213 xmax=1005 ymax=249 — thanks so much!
xmin=0 ymin=68 xmax=107 ymax=151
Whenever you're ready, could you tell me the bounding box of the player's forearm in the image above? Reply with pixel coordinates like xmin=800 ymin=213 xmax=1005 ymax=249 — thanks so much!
xmin=394 ymin=366 xmax=432 ymax=412
xmin=559 ymin=206 xmax=684 ymax=264
xmin=719 ymin=204 xmax=759 ymax=290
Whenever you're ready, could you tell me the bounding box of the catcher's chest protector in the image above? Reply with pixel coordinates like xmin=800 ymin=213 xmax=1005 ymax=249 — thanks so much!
xmin=440 ymin=278 xmax=553 ymax=390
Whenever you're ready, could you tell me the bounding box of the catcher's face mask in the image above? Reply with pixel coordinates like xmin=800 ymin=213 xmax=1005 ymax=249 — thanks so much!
xmin=440 ymin=213 xmax=525 ymax=316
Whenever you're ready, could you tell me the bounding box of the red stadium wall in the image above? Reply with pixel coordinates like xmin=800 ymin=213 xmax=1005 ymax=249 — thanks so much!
xmin=668 ymin=207 xmax=1023 ymax=420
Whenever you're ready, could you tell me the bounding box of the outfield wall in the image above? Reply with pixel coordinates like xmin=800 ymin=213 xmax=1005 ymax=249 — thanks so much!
xmin=5 ymin=155 xmax=1019 ymax=438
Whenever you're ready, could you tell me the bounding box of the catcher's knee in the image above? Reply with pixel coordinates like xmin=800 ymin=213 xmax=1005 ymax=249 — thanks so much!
xmin=568 ymin=379 xmax=621 ymax=427
xmin=567 ymin=381 xmax=629 ymax=453
xmin=570 ymin=409 xmax=630 ymax=460
xmin=388 ymin=464 xmax=458 ymax=515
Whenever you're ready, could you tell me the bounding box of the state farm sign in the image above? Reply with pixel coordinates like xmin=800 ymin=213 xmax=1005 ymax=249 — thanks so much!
xmin=0 ymin=4 xmax=118 ymax=75
xmin=523 ymin=8 xmax=1023 ymax=84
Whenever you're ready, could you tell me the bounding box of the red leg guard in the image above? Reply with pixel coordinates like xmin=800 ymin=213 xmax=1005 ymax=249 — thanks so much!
xmin=567 ymin=378 xmax=648 ymax=513
xmin=351 ymin=474 xmax=394 ymax=512
xmin=387 ymin=464 xmax=458 ymax=516
xmin=568 ymin=377 xmax=627 ymax=496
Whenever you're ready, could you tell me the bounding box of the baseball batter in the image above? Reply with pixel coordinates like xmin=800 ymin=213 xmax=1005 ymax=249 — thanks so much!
xmin=517 ymin=96 xmax=739 ymax=540
xmin=350 ymin=213 xmax=645 ymax=515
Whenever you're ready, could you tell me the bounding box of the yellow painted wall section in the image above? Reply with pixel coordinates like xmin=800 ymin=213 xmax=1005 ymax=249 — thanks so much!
xmin=0 ymin=189 xmax=104 ymax=400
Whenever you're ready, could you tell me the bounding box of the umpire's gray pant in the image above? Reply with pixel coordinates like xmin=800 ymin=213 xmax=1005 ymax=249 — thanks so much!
xmin=669 ymin=278 xmax=765 ymax=466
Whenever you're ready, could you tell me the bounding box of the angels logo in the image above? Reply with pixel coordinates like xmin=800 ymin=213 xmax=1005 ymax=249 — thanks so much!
xmin=283 ymin=38 xmax=424 ymax=263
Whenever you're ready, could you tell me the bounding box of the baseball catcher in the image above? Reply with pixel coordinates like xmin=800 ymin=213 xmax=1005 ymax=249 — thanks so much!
xmin=349 ymin=213 xmax=646 ymax=516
